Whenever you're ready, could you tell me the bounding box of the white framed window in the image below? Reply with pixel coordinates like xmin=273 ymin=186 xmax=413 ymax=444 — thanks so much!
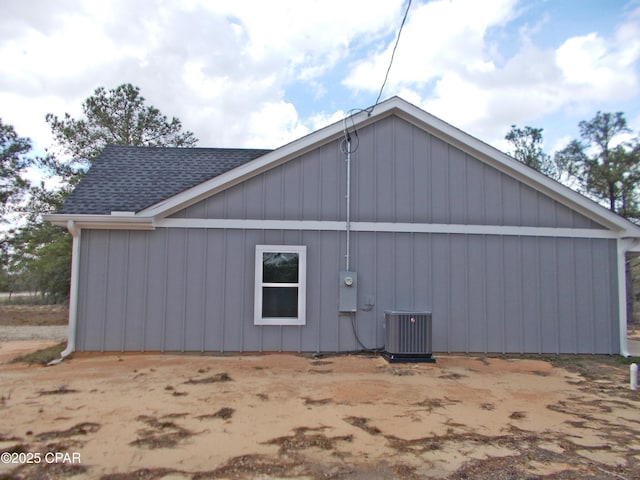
xmin=254 ymin=245 xmax=307 ymax=326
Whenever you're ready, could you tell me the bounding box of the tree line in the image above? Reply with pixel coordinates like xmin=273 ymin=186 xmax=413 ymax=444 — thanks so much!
xmin=506 ymin=114 xmax=640 ymax=222
xmin=0 ymin=84 xmax=197 ymax=302
xmin=1 ymin=83 xmax=639 ymax=302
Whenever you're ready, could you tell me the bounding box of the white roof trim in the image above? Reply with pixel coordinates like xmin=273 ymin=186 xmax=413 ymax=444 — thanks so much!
xmin=156 ymin=218 xmax=620 ymax=239
xmin=44 ymin=213 xmax=155 ymax=230
xmin=138 ymin=112 xmax=358 ymax=218
xmin=56 ymin=96 xmax=640 ymax=237
xmin=388 ymin=101 xmax=640 ymax=234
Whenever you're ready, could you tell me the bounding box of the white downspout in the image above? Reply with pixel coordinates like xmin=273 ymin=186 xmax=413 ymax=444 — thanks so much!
xmin=48 ymin=220 xmax=81 ymax=366
xmin=617 ymin=238 xmax=631 ymax=358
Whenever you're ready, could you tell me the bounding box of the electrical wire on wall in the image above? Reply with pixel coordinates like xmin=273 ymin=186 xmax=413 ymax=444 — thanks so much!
xmin=339 ymin=0 xmax=412 ymax=353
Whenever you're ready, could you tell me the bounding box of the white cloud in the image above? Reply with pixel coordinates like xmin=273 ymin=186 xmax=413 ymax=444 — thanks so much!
xmin=248 ymin=101 xmax=309 ymax=148
xmin=1 ymin=0 xmax=639 ymax=156
xmin=342 ymin=1 xmax=640 ymax=149
xmin=307 ymin=110 xmax=346 ymax=132
xmin=343 ymin=0 xmax=518 ymax=92
xmin=550 ymin=134 xmax=573 ymax=155
xmin=0 ymin=0 xmax=407 ymax=149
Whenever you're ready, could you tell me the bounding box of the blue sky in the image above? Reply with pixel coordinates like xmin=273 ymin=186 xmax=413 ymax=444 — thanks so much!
xmin=1 ymin=0 xmax=639 ymax=159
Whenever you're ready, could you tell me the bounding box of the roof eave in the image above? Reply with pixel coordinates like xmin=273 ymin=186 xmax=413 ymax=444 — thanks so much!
xmin=100 ymin=96 xmax=640 ymax=237
xmin=138 ymin=104 xmax=395 ymax=218
xmin=390 ymin=99 xmax=640 ymax=235
xmin=44 ymin=213 xmax=155 ymax=230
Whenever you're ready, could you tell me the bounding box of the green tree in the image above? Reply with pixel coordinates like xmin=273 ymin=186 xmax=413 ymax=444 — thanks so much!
xmin=46 ymin=83 xmax=198 ymax=181
xmin=7 ymin=223 xmax=70 ymax=302
xmin=555 ymin=111 xmax=640 ymax=221
xmin=0 ymin=119 xmax=34 ymax=218
xmin=10 ymin=83 xmax=199 ymax=302
xmin=505 ymin=125 xmax=558 ymax=178
xmin=0 ymin=119 xmax=39 ymax=294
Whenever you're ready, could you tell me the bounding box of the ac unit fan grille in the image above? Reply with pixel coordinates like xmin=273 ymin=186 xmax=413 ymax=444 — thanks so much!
xmin=384 ymin=311 xmax=433 ymax=362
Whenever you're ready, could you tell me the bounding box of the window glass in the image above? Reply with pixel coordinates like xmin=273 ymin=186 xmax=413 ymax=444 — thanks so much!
xmin=254 ymin=245 xmax=306 ymax=326
xmin=262 ymin=252 xmax=299 ymax=283
xmin=262 ymin=287 xmax=298 ymax=317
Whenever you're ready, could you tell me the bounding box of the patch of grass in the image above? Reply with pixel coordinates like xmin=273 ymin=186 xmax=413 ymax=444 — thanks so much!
xmin=10 ymin=462 xmax=88 ymax=479
xmin=44 ymin=439 xmax=85 ymax=453
xmin=264 ymin=427 xmax=352 ymax=454
xmin=307 ymin=369 xmax=333 ymax=374
xmin=34 ymin=422 xmax=100 ymax=441
xmin=438 ymin=371 xmax=467 ymax=380
xmin=302 ymin=397 xmax=332 ymax=406
xmin=0 ymin=295 xmax=55 ymax=306
xmin=196 ymin=407 xmax=235 ymax=420
xmin=309 ymin=360 xmax=333 ymax=366
xmin=0 ymin=443 xmax=30 ymax=454
xmin=100 ymin=468 xmax=179 ymax=480
xmin=413 ymin=396 xmax=460 ymax=412
xmin=184 ymin=373 xmax=232 ymax=384
xmin=38 ymin=385 xmax=78 ymax=396
xmin=11 ymin=342 xmax=67 ymax=365
xmin=194 ymin=454 xmax=305 ymax=480
xmin=615 ymin=355 xmax=640 ymax=365
xmin=385 ymin=434 xmax=441 ymax=453
xmin=131 ymin=415 xmax=195 ymax=450
xmin=162 ymin=413 xmax=189 ymax=419
xmin=97 ymin=455 xmax=345 ymax=480
xmin=344 ymin=416 xmax=382 ymax=435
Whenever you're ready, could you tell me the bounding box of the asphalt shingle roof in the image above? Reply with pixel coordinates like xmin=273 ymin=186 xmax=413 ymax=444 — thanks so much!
xmin=58 ymin=145 xmax=272 ymax=215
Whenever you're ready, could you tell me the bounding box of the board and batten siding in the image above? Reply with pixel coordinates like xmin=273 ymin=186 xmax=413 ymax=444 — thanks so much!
xmin=171 ymin=115 xmax=604 ymax=230
xmin=75 ymin=228 xmax=619 ymax=354
xmin=74 ymin=113 xmax=619 ymax=354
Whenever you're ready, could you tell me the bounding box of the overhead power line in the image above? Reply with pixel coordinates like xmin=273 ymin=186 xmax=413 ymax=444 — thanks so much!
xmin=371 ymin=0 xmax=412 ymax=113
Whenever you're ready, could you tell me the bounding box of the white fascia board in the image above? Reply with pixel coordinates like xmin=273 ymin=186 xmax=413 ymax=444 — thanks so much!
xmin=135 ymin=95 xmax=640 ymax=236
xmin=350 ymin=222 xmax=619 ymax=239
xmin=390 ymin=100 xmax=639 ymax=234
xmin=138 ymin=117 xmax=366 ymax=219
xmin=156 ymin=218 xmax=620 ymax=239
xmin=138 ymin=103 xmax=398 ymax=219
xmin=157 ymin=218 xmax=346 ymax=231
xmin=43 ymin=213 xmax=155 ymax=230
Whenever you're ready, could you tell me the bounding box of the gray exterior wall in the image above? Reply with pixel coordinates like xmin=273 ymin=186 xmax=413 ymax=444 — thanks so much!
xmin=76 ymin=228 xmax=619 ymax=354
xmin=171 ymin=115 xmax=604 ymax=230
xmin=74 ymin=114 xmax=620 ymax=354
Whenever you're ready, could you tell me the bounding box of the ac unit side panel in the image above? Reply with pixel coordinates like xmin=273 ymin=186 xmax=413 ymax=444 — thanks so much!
xmin=384 ymin=312 xmax=432 ymax=355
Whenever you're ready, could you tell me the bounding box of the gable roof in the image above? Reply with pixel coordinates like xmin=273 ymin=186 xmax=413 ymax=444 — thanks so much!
xmin=57 ymin=145 xmax=272 ymax=215
xmin=46 ymin=97 xmax=640 ymax=238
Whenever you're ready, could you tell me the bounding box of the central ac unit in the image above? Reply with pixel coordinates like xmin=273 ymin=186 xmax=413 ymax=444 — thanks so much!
xmin=383 ymin=311 xmax=435 ymax=363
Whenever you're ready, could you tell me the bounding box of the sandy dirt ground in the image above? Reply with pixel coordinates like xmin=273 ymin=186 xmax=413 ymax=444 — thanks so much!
xmin=0 ymin=341 xmax=639 ymax=480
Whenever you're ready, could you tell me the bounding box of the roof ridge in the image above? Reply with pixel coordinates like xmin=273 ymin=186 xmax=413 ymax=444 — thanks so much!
xmin=103 ymin=144 xmax=273 ymax=152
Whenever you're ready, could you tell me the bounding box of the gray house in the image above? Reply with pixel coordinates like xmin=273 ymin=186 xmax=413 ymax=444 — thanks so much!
xmin=46 ymin=97 xmax=640 ymax=358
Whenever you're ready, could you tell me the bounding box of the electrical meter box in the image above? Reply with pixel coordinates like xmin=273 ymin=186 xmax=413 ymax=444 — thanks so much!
xmin=339 ymin=271 xmax=357 ymax=312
